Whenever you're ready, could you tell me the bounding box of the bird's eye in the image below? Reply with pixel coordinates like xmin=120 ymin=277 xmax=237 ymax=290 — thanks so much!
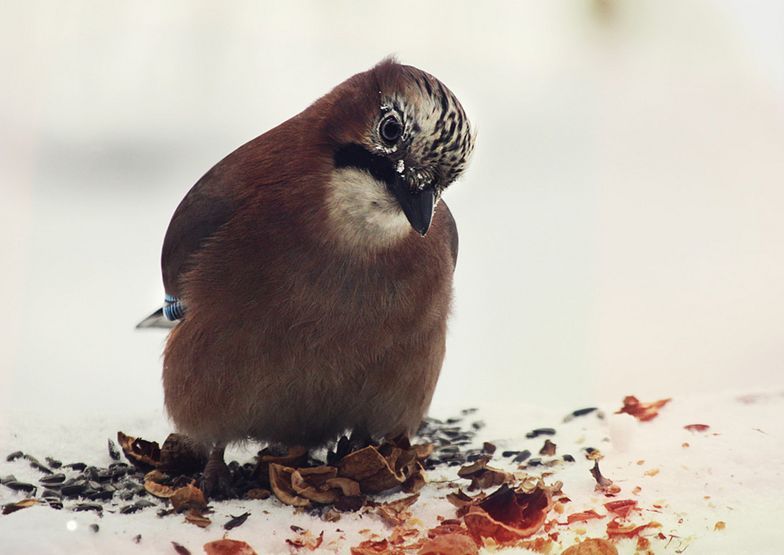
xmin=379 ymin=115 xmax=403 ymax=144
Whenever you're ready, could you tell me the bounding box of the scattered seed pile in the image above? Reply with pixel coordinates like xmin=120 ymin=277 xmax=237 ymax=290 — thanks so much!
xmin=2 ymin=396 xmax=702 ymax=554
xmin=0 ymin=410 xmax=491 ymax=522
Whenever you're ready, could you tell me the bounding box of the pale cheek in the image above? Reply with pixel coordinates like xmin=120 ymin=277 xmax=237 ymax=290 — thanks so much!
xmin=326 ymin=168 xmax=410 ymax=251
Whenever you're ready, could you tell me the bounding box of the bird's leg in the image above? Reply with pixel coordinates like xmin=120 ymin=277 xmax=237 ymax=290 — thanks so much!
xmin=202 ymin=444 xmax=233 ymax=500
xmin=328 ymin=430 xmax=374 ymax=464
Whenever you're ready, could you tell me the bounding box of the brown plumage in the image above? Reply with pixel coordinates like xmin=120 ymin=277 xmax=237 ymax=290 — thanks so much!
xmin=141 ymin=59 xmax=474 ymax=491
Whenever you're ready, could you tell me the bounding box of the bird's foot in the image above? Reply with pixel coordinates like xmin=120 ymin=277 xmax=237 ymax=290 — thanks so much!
xmin=327 ymin=431 xmax=374 ymax=465
xmin=201 ymin=445 xmax=234 ymax=500
xmin=347 ymin=430 xmax=374 ymax=452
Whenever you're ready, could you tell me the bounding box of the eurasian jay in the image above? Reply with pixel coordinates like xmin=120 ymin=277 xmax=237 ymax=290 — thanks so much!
xmin=138 ymin=59 xmax=475 ymax=494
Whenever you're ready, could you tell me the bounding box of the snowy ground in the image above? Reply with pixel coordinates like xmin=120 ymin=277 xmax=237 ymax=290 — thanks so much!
xmin=2 ymin=388 xmax=782 ymax=554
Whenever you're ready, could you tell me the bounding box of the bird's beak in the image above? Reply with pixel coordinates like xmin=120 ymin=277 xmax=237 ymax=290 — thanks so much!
xmin=390 ymin=177 xmax=436 ymax=237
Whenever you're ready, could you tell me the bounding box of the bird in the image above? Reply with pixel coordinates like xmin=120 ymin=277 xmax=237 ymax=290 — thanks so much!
xmin=137 ymin=58 xmax=475 ymax=495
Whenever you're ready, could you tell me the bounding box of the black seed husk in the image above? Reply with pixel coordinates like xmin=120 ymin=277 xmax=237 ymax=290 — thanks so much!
xmin=45 ymin=498 xmax=64 ymax=510
xmin=224 ymin=511 xmax=251 ymax=530
xmin=572 ymin=407 xmax=598 ymax=418
xmin=40 ymin=473 xmax=66 ymax=485
xmin=171 ymin=541 xmax=192 ymax=555
xmin=24 ymin=455 xmax=53 ymax=474
xmin=45 ymin=457 xmax=62 ymax=469
xmin=526 ymin=428 xmax=556 ymax=439
xmin=60 ymin=479 xmax=87 ymax=497
xmin=108 ymin=439 xmax=121 ymax=461
xmin=4 ymin=481 xmax=36 ymax=493
xmin=72 ymin=502 xmax=103 ymax=513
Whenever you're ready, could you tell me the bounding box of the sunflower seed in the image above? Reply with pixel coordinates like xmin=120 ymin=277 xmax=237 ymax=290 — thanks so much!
xmin=72 ymin=502 xmax=103 ymax=513
xmin=40 ymin=473 xmax=66 ymax=486
xmin=45 ymin=457 xmax=63 ymax=469
xmin=526 ymin=428 xmax=556 ymax=439
xmin=3 ymin=481 xmax=36 ymax=494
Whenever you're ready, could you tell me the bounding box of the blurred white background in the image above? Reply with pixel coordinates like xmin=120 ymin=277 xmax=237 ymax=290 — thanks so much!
xmin=1 ymin=0 xmax=783 ymax=421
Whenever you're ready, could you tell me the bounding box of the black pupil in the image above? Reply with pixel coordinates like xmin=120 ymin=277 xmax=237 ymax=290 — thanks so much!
xmin=381 ymin=117 xmax=402 ymax=142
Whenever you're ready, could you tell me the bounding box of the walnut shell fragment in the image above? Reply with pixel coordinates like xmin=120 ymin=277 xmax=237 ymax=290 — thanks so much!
xmin=446 ymin=489 xmax=485 ymax=513
xmin=291 ymin=466 xmax=340 ymax=504
xmin=268 ymin=464 xmax=310 ymax=507
xmin=539 ymin=439 xmax=557 ymax=456
xmin=350 ymin=539 xmax=397 ymax=554
xmin=457 ymin=457 xmax=513 ymax=491
xmin=143 ymin=479 xmax=177 ymax=499
xmin=561 ymin=538 xmax=618 ymax=555
xmin=338 ymin=445 xmax=415 ymax=494
xmin=417 ymin=534 xmax=478 ymax=555
xmin=270 ymin=463 xmax=362 ymax=506
xmin=606 ymin=518 xmax=659 ymax=538
xmin=117 ymin=431 xmax=161 ymax=471
xmin=603 ymin=499 xmax=637 ymax=518
xmin=463 ymin=483 xmax=553 ymax=545
xmin=259 ymin=445 xmax=309 ymax=466
xmin=325 ymin=477 xmax=361 ymax=497
xmin=293 ymin=466 xmax=363 ymax=505
xmin=203 ymin=539 xmax=257 ymax=555
xmin=184 ymin=508 xmax=211 ymax=528
xmin=376 ymin=493 xmax=420 ymax=526
xmin=615 ymin=396 xmax=671 ymax=422
xmin=256 ymin=446 xmax=308 ymax=486
xmin=402 ymin=462 xmax=427 ymax=493
xmin=566 ymin=509 xmax=603 ymax=524
xmin=286 ymin=529 xmax=325 ymax=551
xmin=412 ymin=443 xmax=434 ymax=461
xmin=170 ymin=483 xmax=207 ymax=513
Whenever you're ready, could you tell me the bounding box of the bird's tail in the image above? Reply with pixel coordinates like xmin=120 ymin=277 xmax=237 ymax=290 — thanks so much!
xmin=136 ymin=307 xmax=177 ymax=330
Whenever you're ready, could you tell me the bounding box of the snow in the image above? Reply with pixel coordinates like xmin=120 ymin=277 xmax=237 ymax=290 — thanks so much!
xmin=2 ymin=388 xmax=783 ymax=554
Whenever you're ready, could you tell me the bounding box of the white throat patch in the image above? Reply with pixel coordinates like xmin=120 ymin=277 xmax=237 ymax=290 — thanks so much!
xmin=326 ymin=167 xmax=411 ymax=251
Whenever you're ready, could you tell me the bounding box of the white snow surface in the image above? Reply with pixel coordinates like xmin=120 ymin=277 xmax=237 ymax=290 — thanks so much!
xmin=1 ymin=389 xmax=783 ymax=554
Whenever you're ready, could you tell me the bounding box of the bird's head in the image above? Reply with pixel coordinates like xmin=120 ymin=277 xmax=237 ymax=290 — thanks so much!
xmin=320 ymin=59 xmax=475 ymax=247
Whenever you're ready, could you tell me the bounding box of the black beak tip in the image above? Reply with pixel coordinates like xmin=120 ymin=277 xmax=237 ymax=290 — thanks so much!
xmin=405 ymin=187 xmax=436 ymax=238
xmin=389 ymin=175 xmax=437 ymax=238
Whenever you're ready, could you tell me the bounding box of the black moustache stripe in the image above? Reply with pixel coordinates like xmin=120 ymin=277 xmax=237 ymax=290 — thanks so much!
xmin=334 ymin=144 xmax=398 ymax=189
